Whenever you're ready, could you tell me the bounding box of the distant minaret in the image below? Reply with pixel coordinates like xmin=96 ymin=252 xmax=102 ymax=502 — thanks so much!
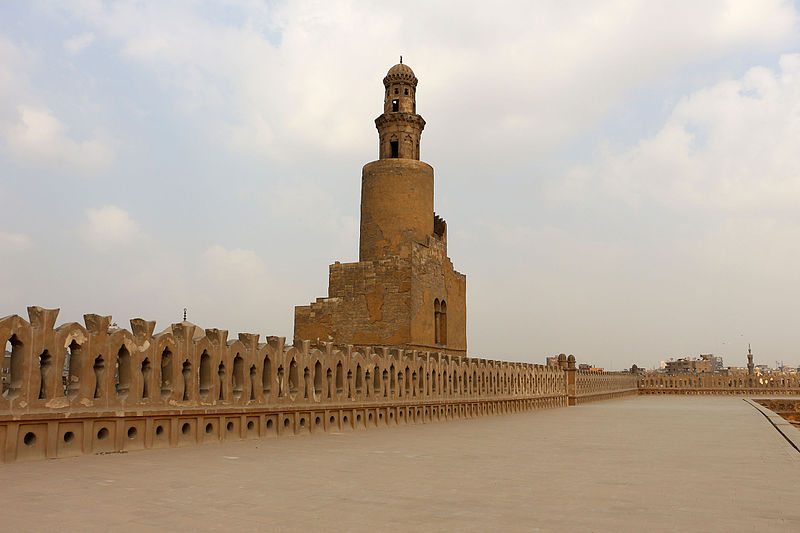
xmin=747 ymin=344 xmax=754 ymax=375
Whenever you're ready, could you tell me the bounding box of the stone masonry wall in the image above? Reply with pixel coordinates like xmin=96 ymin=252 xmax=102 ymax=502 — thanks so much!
xmin=638 ymin=373 xmax=800 ymax=395
xmin=294 ymin=257 xmax=413 ymax=346
xmin=572 ymin=370 xmax=639 ymax=404
xmin=409 ymin=236 xmax=466 ymax=354
xmin=2 ymin=306 xmax=627 ymax=463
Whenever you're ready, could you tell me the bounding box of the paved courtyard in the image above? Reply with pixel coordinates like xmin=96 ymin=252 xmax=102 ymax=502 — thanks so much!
xmin=2 ymin=396 xmax=799 ymax=532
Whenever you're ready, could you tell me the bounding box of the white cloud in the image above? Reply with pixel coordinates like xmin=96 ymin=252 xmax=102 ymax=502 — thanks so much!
xmin=181 ymin=245 xmax=299 ymax=336
xmin=81 ymin=205 xmax=143 ymax=247
xmin=63 ymin=32 xmax=95 ymax=55
xmin=203 ymin=245 xmax=270 ymax=283
xmin=562 ymin=54 xmax=800 ymax=212
xmin=2 ymin=104 xmax=114 ymax=173
xmin=0 ymin=232 xmax=32 ymax=251
xmin=0 ymin=36 xmax=113 ymax=174
xmin=51 ymin=1 xmax=799 ymax=163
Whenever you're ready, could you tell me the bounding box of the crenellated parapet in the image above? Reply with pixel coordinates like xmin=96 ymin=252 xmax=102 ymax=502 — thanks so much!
xmin=1 ymin=306 xmax=608 ymax=462
xmin=638 ymin=373 xmax=800 ymax=395
xmin=572 ymin=369 xmax=639 ymax=404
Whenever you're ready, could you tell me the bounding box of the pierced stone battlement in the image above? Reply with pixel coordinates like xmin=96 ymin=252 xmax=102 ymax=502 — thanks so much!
xmin=638 ymin=373 xmax=800 ymax=395
xmin=0 ymin=306 xmax=637 ymax=462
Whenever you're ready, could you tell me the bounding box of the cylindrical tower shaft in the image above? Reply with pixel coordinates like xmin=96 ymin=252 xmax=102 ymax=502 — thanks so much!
xmin=359 ymin=62 xmax=434 ymax=261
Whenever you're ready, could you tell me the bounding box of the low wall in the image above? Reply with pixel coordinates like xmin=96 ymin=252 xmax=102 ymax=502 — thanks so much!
xmin=638 ymin=374 xmax=800 ymax=396
xmin=2 ymin=306 xmax=594 ymax=463
xmin=571 ymin=370 xmax=639 ymax=405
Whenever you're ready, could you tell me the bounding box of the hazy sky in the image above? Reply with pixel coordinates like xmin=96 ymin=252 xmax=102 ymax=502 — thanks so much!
xmin=1 ymin=1 xmax=799 ymax=370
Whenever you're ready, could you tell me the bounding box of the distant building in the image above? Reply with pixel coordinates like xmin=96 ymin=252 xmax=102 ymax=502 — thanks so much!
xmin=665 ymin=357 xmax=712 ymax=374
xmin=699 ymin=354 xmax=723 ymax=373
xmin=664 ymin=353 xmax=724 ymax=374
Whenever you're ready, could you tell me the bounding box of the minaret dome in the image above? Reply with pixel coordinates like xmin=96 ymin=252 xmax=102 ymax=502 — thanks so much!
xmin=375 ymin=61 xmax=426 ymax=160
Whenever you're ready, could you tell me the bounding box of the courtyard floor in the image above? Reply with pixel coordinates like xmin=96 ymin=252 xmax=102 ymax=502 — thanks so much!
xmin=2 ymin=396 xmax=799 ymax=532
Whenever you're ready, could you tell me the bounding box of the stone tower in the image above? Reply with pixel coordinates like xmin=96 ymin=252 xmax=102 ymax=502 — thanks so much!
xmin=747 ymin=344 xmax=754 ymax=375
xmin=294 ymin=62 xmax=467 ymax=355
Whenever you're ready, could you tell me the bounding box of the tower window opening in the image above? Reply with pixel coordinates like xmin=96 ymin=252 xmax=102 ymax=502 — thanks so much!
xmin=392 ymin=99 xmax=399 ymax=112
xmin=390 ymin=140 xmax=399 ymax=158
xmin=404 ymin=88 xmax=409 ymax=95
xmin=434 ymin=300 xmax=447 ymax=345
xmin=394 ymin=88 xmax=399 ymax=94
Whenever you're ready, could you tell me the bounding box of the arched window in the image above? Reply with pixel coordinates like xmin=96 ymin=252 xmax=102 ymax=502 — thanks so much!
xmin=199 ymin=350 xmax=211 ymax=399
xmin=116 ymin=345 xmax=131 ymax=398
xmin=218 ymin=362 xmax=226 ymax=400
xmin=434 ymin=299 xmax=441 ymax=344
xmin=232 ymin=355 xmax=244 ymax=400
xmin=355 ymin=364 xmax=363 ymax=395
xmin=38 ymin=350 xmax=52 ymax=400
xmin=262 ymin=355 xmax=272 ymax=395
xmin=249 ymin=365 xmax=257 ymax=401
xmin=140 ymin=358 xmax=152 ymax=399
xmin=335 ymin=361 xmax=343 ymax=394
xmin=65 ymin=340 xmax=82 ymax=399
xmin=3 ymin=335 xmax=25 ymax=399
xmin=435 ymin=300 xmax=448 ymax=345
xmin=93 ymin=354 xmax=105 ymax=399
xmin=288 ymin=359 xmax=299 ymax=395
xmin=181 ymin=360 xmax=192 ymax=401
xmin=160 ymin=348 xmax=173 ymax=399
xmin=314 ymin=361 xmax=323 ymax=396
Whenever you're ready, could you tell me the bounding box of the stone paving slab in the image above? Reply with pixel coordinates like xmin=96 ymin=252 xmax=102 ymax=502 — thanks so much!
xmin=1 ymin=396 xmax=798 ymax=532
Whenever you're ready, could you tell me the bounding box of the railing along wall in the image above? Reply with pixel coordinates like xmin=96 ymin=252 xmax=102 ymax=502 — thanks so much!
xmin=572 ymin=369 xmax=639 ymax=404
xmin=638 ymin=374 xmax=800 ymax=395
xmin=1 ymin=306 xmax=610 ymax=463
xmin=558 ymin=354 xmax=639 ymax=405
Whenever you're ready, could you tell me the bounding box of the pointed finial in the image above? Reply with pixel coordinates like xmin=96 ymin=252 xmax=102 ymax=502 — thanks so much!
xmin=183 ymin=307 xmax=187 ymax=321
xmin=400 ymin=55 xmax=403 ymax=64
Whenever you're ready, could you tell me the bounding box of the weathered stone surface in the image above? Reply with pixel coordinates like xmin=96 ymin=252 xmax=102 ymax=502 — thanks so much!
xmin=639 ymin=373 xmax=800 ymax=395
xmin=295 ymin=62 xmax=467 ymax=355
xmin=1 ymin=307 xmax=636 ymax=463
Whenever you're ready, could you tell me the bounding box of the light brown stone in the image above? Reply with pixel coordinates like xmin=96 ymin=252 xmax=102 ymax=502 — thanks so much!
xmin=295 ymin=62 xmax=466 ymax=355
